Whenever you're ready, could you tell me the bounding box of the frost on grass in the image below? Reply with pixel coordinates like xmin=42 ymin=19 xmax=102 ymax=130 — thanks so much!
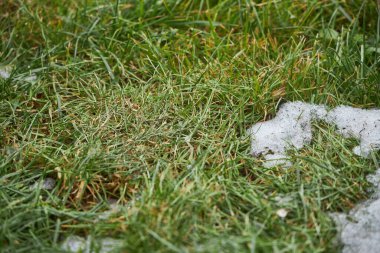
xmin=332 ymin=169 xmax=380 ymax=253
xmin=249 ymin=101 xmax=380 ymax=168
xmin=61 ymin=235 xmax=123 ymax=253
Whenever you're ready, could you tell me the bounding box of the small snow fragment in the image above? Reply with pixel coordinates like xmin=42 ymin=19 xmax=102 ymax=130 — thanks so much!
xmin=97 ymin=203 xmax=123 ymax=221
xmin=0 ymin=67 xmax=11 ymax=79
xmin=325 ymin=106 xmax=380 ymax=158
xmin=61 ymin=235 xmax=123 ymax=253
xmin=274 ymin=194 xmax=294 ymax=205
xmin=100 ymin=238 xmax=124 ymax=253
xmin=30 ymin=177 xmax=56 ymax=190
xmin=42 ymin=177 xmax=56 ymax=190
xmin=23 ymin=74 xmax=37 ymax=82
xmin=184 ymin=135 xmax=191 ymax=143
xmin=61 ymin=235 xmax=86 ymax=252
xmin=263 ymin=154 xmax=292 ymax=168
xmin=0 ymin=65 xmax=37 ymax=82
xmin=366 ymin=170 xmax=380 ymax=190
xmin=276 ymin=208 xmax=288 ymax=218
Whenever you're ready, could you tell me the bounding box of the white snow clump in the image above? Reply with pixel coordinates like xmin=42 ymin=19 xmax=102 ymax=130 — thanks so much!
xmin=248 ymin=101 xmax=327 ymax=168
xmin=61 ymin=235 xmax=123 ymax=253
xmin=0 ymin=67 xmax=11 ymax=79
xmin=332 ymin=168 xmax=380 ymax=253
xmin=249 ymin=101 xmax=380 ymax=168
xmin=325 ymin=106 xmax=380 ymax=157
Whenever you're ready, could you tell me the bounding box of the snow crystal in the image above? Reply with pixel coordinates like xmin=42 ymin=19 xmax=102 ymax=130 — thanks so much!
xmin=249 ymin=102 xmax=380 ymax=168
xmin=366 ymin=169 xmax=380 ymax=190
xmin=61 ymin=236 xmax=86 ymax=252
xmin=100 ymin=238 xmax=124 ymax=253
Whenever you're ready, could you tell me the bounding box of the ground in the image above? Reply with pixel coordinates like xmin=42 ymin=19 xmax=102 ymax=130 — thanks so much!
xmin=0 ymin=0 xmax=379 ymax=252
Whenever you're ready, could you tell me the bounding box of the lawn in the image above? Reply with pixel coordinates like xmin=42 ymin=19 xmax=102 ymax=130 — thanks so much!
xmin=0 ymin=0 xmax=379 ymax=252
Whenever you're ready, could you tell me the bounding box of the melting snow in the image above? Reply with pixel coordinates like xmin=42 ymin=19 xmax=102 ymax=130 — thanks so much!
xmin=249 ymin=101 xmax=380 ymax=168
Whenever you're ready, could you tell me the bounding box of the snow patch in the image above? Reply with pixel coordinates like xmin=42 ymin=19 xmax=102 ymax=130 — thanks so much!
xmin=248 ymin=101 xmax=327 ymax=168
xmin=325 ymin=106 xmax=380 ymax=157
xmin=249 ymin=101 xmax=380 ymax=167
xmin=331 ymin=168 xmax=380 ymax=253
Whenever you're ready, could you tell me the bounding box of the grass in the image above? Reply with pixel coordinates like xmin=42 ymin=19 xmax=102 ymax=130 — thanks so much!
xmin=0 ymin=0 xmax=379 ymax=252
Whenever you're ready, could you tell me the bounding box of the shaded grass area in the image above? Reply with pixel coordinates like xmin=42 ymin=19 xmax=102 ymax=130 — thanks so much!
xmin=0 ymin=0 xmax=379 ymax=252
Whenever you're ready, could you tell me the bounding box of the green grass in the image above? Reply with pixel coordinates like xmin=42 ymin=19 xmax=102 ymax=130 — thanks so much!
xmin=0 ymin=0 xmax=379 ymax=252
